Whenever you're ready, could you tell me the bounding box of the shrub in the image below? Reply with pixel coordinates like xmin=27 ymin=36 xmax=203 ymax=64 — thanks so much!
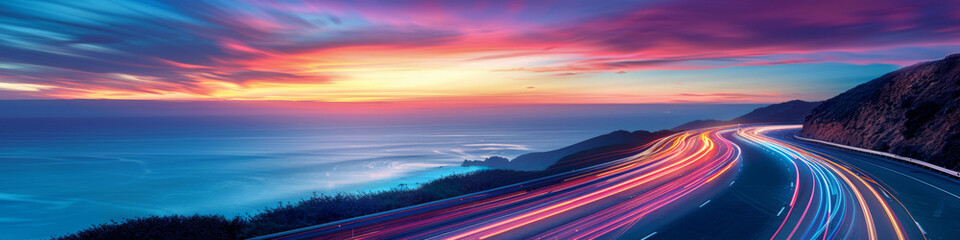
xmin=53 ymin=215 xmax=245 ymax=240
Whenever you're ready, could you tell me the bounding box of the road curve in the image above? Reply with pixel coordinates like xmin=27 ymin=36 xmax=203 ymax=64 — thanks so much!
xmin=258 ymin=128 xmax=742 ymax=239
xmin=257 ymin=125 xmax=960 ymax=240
xmin=739 ymin=125 xmax=917 ymax=239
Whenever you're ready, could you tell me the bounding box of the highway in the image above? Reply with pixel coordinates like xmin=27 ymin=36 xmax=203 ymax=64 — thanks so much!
xmin=256 ymin=125 xmax=960 ymax=240
xmin=741 ymin=126 xmax=919 ymax=239
xmin=257 ymin=128 xmax=743 ymax=239
xmin=657 ymin=125 xmax=960 ymax=240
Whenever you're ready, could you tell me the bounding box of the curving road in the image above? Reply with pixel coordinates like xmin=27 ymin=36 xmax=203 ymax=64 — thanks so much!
xmin=256 ymin=125 xmax=960 ymax=240
xmin=740 ymin=126 xmax=919 ymax=239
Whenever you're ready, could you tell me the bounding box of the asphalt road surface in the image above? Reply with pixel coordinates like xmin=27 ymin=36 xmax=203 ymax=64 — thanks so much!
xmin=256 ymin=125 xmax=960 ymax=240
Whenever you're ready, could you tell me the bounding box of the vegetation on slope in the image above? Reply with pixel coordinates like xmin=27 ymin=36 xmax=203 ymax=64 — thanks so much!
xmin=56 ymin=130 xmax=668 ymax=239
xmin=54 ymin=168 xmax=564 ymax=240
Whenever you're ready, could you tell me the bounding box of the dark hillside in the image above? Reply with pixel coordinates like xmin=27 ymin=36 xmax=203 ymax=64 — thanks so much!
xmin=800 ymin=54 xmax=960 ymax=170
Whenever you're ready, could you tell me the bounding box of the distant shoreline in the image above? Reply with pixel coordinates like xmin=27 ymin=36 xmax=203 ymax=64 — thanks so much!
xmin=54 ymin=130 xmax=665 ymax=239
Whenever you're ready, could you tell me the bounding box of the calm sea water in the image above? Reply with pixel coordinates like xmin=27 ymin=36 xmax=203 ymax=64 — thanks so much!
xmin=0 ymin=103 xmax=761 ymax=239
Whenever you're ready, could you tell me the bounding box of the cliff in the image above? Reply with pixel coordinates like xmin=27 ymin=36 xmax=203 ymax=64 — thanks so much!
xmin=800 ymin=54 xmax=960 ymax=170
xmin=672 ymin=100 xmax=822 ymax=131
xmin=462 ymin=130 xmax=673 ymax=171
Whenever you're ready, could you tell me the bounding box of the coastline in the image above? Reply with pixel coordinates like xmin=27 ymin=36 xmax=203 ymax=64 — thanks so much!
xmin=53 ymin=129 xmax=666 ymax=239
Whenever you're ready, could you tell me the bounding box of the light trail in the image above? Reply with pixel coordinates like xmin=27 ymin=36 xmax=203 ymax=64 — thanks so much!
xmin=260 ymin=125 xmax=948 ymax=240
xmin=738 ymin=125 xmax=911 ymax=240
xmin=265 ymin=127 xmax=742 ymax=239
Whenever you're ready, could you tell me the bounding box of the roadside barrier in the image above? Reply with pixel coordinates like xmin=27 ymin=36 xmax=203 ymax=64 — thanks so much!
xmin=794 ymin=135 xmax=960 ymax=179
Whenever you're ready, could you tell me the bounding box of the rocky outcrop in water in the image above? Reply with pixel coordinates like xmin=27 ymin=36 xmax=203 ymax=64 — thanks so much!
xmin=800 ymin=54 xmax=960 ymax=170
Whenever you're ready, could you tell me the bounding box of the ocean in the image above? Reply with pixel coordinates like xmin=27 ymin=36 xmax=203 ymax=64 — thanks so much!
xmin=0 ymin=102 xmax=762 ymax=239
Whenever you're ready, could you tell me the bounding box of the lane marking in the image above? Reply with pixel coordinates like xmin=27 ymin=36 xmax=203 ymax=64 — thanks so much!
xmin=699 ymin=200 xmax=711 ymax=208
xmin=789 ymin=134 xmax=960 ymax=200
xmin=915 ymin=221 xmax=926 ymax=235
xmin=729 ymin=180 xmax=735 ymax=186
xmin=854 ymin=158 xmax=960 ymax=200
xmin=881 ymin=190 xmax=890 ymax=199
xmin=777 ymin=207 xmax=785 ymax=216
xmin=641 ymin=232 xmax=657 ymax=240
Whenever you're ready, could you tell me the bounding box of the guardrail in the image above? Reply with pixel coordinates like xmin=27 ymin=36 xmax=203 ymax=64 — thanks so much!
xmin=794 ymin=135 xmax=960 ymax=179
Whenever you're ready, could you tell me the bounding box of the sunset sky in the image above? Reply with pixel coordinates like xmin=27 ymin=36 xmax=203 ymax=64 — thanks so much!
xmin=1 ymin=0 xmax=959 ymax=103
